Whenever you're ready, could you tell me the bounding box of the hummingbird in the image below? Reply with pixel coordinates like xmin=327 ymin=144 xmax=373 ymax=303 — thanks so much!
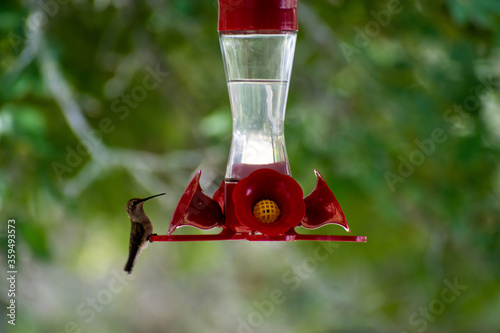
xmin=124 ymin=193 xmax=165 ymax=274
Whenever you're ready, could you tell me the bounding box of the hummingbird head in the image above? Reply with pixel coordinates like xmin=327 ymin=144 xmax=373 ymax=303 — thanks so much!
xmin=126 ymin=193 xmax=166 ymax=220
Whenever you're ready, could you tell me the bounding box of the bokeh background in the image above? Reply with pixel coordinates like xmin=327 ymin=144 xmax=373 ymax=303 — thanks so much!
xmin=1 ymin=0 xmax=500 ymax=332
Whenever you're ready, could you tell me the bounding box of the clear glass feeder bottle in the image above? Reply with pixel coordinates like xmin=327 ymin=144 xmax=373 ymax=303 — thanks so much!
xmin=220 ymin=31 xmax=297 ymax=180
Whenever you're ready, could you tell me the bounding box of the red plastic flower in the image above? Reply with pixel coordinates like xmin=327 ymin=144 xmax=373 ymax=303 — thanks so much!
xmin=168 ymin=171 xmax=224 ymax=235
xmin=302 ymin=170 xmax=350 ymax=232
xmin=232 ymin=168 xmax=306 ymax=236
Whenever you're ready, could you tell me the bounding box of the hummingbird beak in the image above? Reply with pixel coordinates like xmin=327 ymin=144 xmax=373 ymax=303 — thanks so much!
xmin=138 ymin=193 xmax=166 ymax=203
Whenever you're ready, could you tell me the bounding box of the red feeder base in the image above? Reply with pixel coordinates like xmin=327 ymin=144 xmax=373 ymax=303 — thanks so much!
xmin=153 ymin=169 xmax=366 ymax=243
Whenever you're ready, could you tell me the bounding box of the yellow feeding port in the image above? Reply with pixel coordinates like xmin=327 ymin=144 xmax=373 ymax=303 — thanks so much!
xmin=253 ymin=199 xmax=281 ymax=223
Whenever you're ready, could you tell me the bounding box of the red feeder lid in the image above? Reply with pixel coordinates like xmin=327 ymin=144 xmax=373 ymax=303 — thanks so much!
xmin=218 ymin=0 xmax=298 ymax=32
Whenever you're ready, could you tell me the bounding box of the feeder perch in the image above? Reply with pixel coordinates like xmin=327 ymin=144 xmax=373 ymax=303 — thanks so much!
xmin=150 ymin=0 xmax=366 ymax=243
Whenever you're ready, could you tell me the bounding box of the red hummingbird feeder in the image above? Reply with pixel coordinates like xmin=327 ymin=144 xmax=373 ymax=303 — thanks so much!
xmin=150 ymin=0 xmax=366 ymax=243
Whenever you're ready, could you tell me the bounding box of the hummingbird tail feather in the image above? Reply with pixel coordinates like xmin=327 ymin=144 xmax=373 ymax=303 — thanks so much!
xmin=124 ymin=242 xmax=147 ymax=274
xmin=124 ymin=244 xmax=140 ymax=274
xmin=124 ymin=259 xmax=134 ymax=274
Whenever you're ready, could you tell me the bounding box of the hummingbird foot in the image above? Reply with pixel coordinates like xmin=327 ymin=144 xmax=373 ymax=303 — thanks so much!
xmin=148 ymin=233 xmax=158 ymax=242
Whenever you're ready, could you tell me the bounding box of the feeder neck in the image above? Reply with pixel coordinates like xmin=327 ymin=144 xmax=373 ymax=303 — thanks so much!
xmin=218 ymin=0 xmax=298 ymax=32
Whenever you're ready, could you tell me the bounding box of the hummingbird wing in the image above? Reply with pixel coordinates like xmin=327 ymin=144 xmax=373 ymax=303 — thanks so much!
xmin=124 ymin=221 xmax=145 ymax=274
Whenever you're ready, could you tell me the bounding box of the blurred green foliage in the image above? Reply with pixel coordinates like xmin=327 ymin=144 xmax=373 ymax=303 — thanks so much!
xmin=1 ymin=0 xmax=500 ymax=332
